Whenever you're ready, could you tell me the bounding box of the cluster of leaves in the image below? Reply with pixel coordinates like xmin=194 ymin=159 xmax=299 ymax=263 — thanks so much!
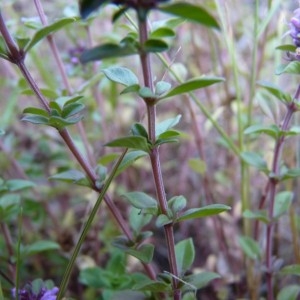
xmin=22 ymin=96 xmax=85 ymax=130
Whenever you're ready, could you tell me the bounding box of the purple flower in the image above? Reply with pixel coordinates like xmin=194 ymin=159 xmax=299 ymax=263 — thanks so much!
xmin=40 ymin=287 xmax=59 ymax=300
xmin=289 ymin=8 xmax=300 ymax=47
xmin=11 ymin=280 xmax=58 ymax=300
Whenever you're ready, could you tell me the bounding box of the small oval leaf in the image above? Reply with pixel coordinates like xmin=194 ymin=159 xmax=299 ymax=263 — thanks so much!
xmin=158 ymin=3 xmax=220 ymax=29
xmin=161 ymin=77 xmax=224 ymax=99
xmin=103 ymin=67 xmax=139 ymax=87
xmin=177 ymin=204 xmax=231 ymax=222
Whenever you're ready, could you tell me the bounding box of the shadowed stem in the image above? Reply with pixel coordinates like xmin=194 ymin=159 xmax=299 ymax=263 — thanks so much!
xmin=138 ymin=17 xmax=180 ymax=300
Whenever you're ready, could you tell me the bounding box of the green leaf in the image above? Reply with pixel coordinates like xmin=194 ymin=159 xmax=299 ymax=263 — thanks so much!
xmin=80 ymin=42 xmax=138 ymax=63
xmin=106 ymin=251 xmax=126 ymax=274
xmin=62 ymin=102 xmax=85 ymax=118
xmin=120 ymin=84 xmax=140 ymax=94
xmin=281 ymin=168 xmax=300 ymax=181
xmin=177 ymin=204 xmax=231 ymax=222
xmin=112 ymin=236 xmax=132 ymax=250
xmin=183 ymin=272 xmax=220 ymax=291
xmin=24 ymin=240 xmax=60 ymax=256
xmin=115 ymin=150 xmax=147 ymax=177
xmin=131 ymin=123 xmax=149 ymax=139
xmin=6 ymin=179 xmax=35 ymax=191
xmin=240 ymin=151 xmax=268 ymax=173
xmin=279 ymin=264 xmax=300 ymax=276
xmin=103 ymin=67 xmax=139 ymax=87
xmin=112 ymin=7 xmax=129 ymax=23
xmin=161 ymin=77 xmax=224 ymax=99
xmin=276 ymin=44 xmax=297 ymax=52
xmin=125 ymin=244 xmax=154 ymax=264
xmin=143 ymin=39 xmax=169 ymax=53
xmin=276 ymin=61 xmax=300 ymax=75
xmin=133 ymin=279 xmax=170 ymax=292
xmin=277 ymin=285 xmax=300 ymax=300
xmin=24 ymin=17 xmax=79 ymax=52
xmin=0 ymin=36 xmax=9 ymax=60
xmin=156 ymin=115 xmax=182 ymax=137
xmin=284 ymin=126 xmax=300 ymax=136
xmin=150 ymin=27 xmax=175 ymax=38
xmin=122 ymin=192 xmax=158 ymax=214
xmin=182 ymin=292 xmax=196 ymax=300
xmin=168 ymin=195 xmax=187 ymax=213
xmin=57 ymin=95 xmax=84 ymax=108
xmin=48 ymin=115 xmax=83 ymax=129
xmin=238 ymin=236 xmax=261 ymax=260
xmin=274 ymin=191 xmax=293 ymax=219
xmin=188 ymin=158 xmax=207 ymax=175
xmin=155 ymin=81 xmax=172 ymax=96
xmin=175 ymin=238 xmax=195 ymax=275
xmin=156 ymin=214 xmax=173 ymax=227
xmin=0 ymin=52 xmax=9 ymax=61
xmin=157 ymin=129 xmax=180 ymax=139
xmin=0 ymin=194 xmax=21 ymax=221
xmin=244 ymin=124 xmax=280 ymax=139
xmin=21 ymin=115 xmax=49 ymax=125
xmin=155 ymin=137 xmax=179 ymax=146
xmin=49 ymin=169 xmax=91 ymax=187
xmin=105 ymin=136 xmax=150 ymax=152
xmin=153 ymin=17 xmax=185 ymax=30
xmin=80 ymin=0 xmax=107 ymax=19
xmin=79 ymin=267 xmax=112 ymax=288
xmin=158 ymin=3 xmax=220 ymax=29
xmin=16 ymin=37 xmax=31 ymax=50
xmin=98 ymin=153 xmax=119 ymax=166
xmin=23 ymin=107 xmax=49 ymax=117
xmin=138 ymin=87 xmax=156 ymax=99
xmin=257 ymin=81 xmax=292 ymax=103
xmin=243 ymin=209 xmax=269 ymax=224
xmin=129 ymin=207 xmax=152 ymax=234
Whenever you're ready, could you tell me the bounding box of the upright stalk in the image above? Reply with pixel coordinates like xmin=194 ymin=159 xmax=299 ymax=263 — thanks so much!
xmin=265 ymin=99 xmax=297 ymax=300
xmin=137 ymin=17 xmax=180 ymax=299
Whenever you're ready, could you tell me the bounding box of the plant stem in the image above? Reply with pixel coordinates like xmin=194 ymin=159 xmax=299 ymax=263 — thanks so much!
xmin=0 ymin=11 xmax=23 ymax=62
xmin=138 ymin=17 xmax=180 ymax=299
xmin=57 ymin=149 xmax=127 ymax=299
xmin=265 ymin=97 xmax=298 ymax=300
xmin=15 ymin=59 xmax=135 ymax=240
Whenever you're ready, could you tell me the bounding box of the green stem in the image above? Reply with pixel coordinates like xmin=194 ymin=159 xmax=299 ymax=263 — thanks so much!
xmin=57 ymin=149 xmax=128 ymax=299
xmin=247 ymin=0 xmax=259 ymax=127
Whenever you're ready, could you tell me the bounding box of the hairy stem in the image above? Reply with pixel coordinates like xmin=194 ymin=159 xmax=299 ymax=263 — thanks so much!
xmin=138 ymin=17 xmax=180 ymax=300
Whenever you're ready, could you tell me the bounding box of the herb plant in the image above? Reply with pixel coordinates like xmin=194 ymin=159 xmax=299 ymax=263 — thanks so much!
xmin=0 ymin=1 xmax=300 ymax=300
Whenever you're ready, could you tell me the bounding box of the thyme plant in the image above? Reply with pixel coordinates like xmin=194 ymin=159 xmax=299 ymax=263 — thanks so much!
xmin=0 ymin=1 xmax=300 ymax=300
